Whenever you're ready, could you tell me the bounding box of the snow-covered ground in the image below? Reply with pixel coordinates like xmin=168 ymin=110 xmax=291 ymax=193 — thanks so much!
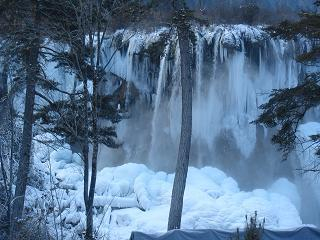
xmin=27 ymin=134 xmax=304 ymax=240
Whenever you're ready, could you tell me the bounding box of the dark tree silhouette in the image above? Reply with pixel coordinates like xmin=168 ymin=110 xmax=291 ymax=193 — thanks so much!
xmin=254 ymin=3 xmax=320 ymax=170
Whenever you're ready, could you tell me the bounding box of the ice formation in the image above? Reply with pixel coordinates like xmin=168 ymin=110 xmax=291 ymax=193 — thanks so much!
xmin=99 ymin=24 xmax=305 ymax=174
xmin=29 ymin=136 xmax=303 ymax=239
xmin=24 ymin=24 xmax=320 ymax=237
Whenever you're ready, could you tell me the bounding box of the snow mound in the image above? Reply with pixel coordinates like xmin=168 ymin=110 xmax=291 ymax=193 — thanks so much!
xmin=31 ymin=139 xmax=302 ymax=240
xmin=269 ymin=178 xmax=301 ymax=211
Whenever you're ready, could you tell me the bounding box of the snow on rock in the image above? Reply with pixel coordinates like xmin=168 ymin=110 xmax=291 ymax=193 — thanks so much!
xmin=201 ymin=24 xmax=267 ymax=50
xmin=30 ymin=136 xmax=303 ymax=239
xmin=50 ymin=145 xmax=73 ymax=164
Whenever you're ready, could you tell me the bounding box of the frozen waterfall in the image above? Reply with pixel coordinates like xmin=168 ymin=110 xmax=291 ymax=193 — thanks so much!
xmin=98 ymin=24 xmax=319 ymax=226
xmin=30 ymin=23 xmax=320 ymax=229
xmin=101 ymin=25 xmax=304 ymax=173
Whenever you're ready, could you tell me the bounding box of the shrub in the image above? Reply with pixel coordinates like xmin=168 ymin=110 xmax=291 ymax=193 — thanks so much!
xmin=233 ymin=211 xmax=265 ymax=240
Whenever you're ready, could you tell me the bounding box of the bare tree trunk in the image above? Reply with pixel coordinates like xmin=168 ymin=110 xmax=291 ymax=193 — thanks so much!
xmin=0 ymin=61 xmax=8 ymax=131
xmin=11 ymin=0 xmax=40 ymax=230
xmin=167 ymin=5 xmax=193 ymax=230
xmin=0 ymin=145 xmax=9 ymax=201
xmin=8 ymin=97 xmax=14 ymax=228
xmin=85 ymin=2 xmax=101 ymax=238
xmin=85 ymin=73 xmax=98 ymax=240
xmin=0 ymin=61 xmax=9 ymax=199
xmin=82 ymin=53 xmax=90 ymax=239
xmin=0 ymin=62 xmax=8 ymax=101
xmin=11 ymin=46 xmax=39 ymax=224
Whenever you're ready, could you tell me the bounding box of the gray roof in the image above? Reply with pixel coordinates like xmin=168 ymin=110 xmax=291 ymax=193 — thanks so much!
xmin=130 ymin=227 xmax=320 ymax=240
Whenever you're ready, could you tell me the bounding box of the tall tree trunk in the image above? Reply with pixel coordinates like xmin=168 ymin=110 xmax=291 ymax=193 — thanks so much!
xmin=83 ymin=75 xmax=91 ymax=237
xmin=0 ymin=62 xmax=8 ymax=101
xmin=85 ymin=68 xmax=98 ymax=240
xmin=8 ymin=96 xmax=14 ymax=234
xmin=85 ymin=3 xmax=101 ymax=237
xmin=81 ymin=43 xmax=90 ymax=239
xmin=0 ymin=61 xmax=8 ymax=125
xmin=72 ymin=29 xmax=90 ymax=222
xmin=11 ymin=0 xmax=40 ymax=229
xmin=167 ymin=5 xmax=193 ymax=230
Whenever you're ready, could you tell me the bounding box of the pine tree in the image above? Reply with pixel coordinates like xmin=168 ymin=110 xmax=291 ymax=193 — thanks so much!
xmin=0 ymin=2 xmax=43 ymax=237
xmin=253 ymin=3 xmax=320 ymax=169
xmin=33 ymin=1 xmax=148 ymax=238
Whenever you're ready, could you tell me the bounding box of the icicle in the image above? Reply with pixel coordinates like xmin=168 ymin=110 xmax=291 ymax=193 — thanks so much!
xmin=148 ymin=43 xmax=171 ymax=167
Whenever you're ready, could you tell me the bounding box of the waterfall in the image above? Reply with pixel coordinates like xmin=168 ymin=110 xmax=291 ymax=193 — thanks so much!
xmin=148 ymin=44 xmax=170 ymax=167
xmin=194 ymin=30 xmax=205 ymax=166
xmin=195 ymin=30 xmax=204 ymax=100
xmin=61 ymin=23 xmax=320 ymax=227
xmin=100 ymin=25 xmax=302 ymax=172
xmin=96 ymin=25 xmax=320 ymax=225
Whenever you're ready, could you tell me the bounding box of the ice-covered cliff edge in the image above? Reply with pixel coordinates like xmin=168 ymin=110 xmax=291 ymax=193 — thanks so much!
xmin=99 ymin=24 xmax=307 ymax=174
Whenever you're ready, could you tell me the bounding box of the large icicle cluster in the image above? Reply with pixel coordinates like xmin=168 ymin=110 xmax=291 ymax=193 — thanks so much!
xmin=99 ymin=24 xmax=306 ymax=172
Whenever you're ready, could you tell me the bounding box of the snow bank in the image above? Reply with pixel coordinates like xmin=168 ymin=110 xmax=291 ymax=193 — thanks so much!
xmin=29 ymin=137 xmax=303 ymax=239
